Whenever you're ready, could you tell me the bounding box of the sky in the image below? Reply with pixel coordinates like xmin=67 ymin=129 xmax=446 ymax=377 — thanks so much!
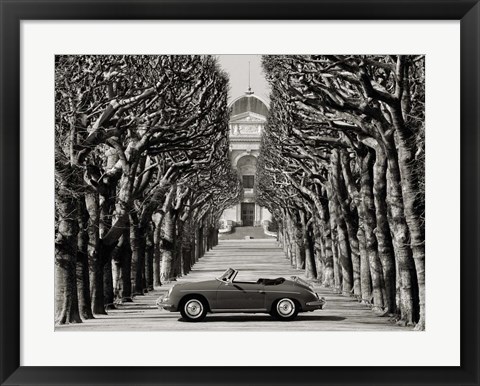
xmin=217 ymin=55 xmax=270 ymax=103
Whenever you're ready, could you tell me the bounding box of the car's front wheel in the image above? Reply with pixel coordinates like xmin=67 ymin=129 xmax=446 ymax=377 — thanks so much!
xmin=180 ymin=297 xmax=207 ymax=322
xmin=271 ymin=298 xmax=298 ymax=321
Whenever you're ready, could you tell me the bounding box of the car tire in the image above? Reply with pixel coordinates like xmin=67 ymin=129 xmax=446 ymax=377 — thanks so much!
xmin=272 ymin=298 xmax=298 ymax=321
xmin=180 ymin=297 xmax=207 ymax=322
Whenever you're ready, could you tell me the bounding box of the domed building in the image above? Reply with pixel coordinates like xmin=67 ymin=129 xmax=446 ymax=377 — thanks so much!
xmin=221 ymin=89 xmax=272 ymax=227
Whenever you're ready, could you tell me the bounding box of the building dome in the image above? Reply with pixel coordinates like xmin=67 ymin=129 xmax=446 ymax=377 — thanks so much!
xmin=229 ymin=94 xmax=269 ymax=117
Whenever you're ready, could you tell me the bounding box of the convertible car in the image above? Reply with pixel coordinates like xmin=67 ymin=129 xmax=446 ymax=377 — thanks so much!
xmin=156 ymin=268 xmax=326 ymax=322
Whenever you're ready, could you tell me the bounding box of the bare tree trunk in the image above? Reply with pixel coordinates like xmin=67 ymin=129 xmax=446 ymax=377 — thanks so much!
xmin=160 ymin=210 xmax=175 ymax=282
xmin=200 ymin=225 xmax=205 ymax=258
xmin=359 ymin=147 xmax=384 ymax=310
xmin=201 ymin=224 xmax=207 ymax=256
xmin=333 ymin=150 xmax=360 ymax=298
xmin=100 ymin=187 xmax=116 ymax=309
xmin=300 ymin=211 xmax=316 ymax=278
xmin=385 ymin=137 xmax=416 ymax=325
xmin=393 ymin=123 xmax=425 ymax=329
xmin=111 ymin=240 xmax=122 ymax=301
xmin=55 ymin=189 xmax=81 ymax=325
xmin=329 ymin=182 xmax=353 ymax=295
xmin=120 ymin=234 xmax=132 ymax=301
xmin=332 ymin=229 xmax=342 ymax=294
xmin=214 ymin=227 xmax=219 ymax=246
xmin=336 ymin=212 xmax=353 ymax=296
xmin=290 ymin=212 xmax=305 ymax=269
xmin=103 ymin=255 xmax=114 ymax=308
xmin=314 ymin=238 xmax=324 ymax=283
xmin=130 ymin=212 xmax=146 ymax=296
xmin=357 ymin=224 xmax=372 ymax=304
xmin=181 ymin=221 xmax=193 ymax=275
xmin=328 ymin=189 xmax=342 ymax=293
xmin=76 ymin=199 xmax=94 ymax=319
xmin=188 ymin=222 xmax=196 ymax=268
xmin=182 ymin=243 xmax=191 ymax=276
xmin=318 ymin=199 xmax=334 ymax=287
xmin=153 ymin=221 xmax=162 ymax=287
xmin=204 ymin=222 xmax=211 ymax=252
xmin=277 ymin=220 xmax=284 ymax=248
xmin=286 ymin=216 xmax=295 ymax=265
xmin=111 ymin=231 xmax=131 ymax=302
xmin=280 ymin=218 xmax=287 ymax=254
xmin=195 ymin=226 xmax=201 ymax=262
xmin=85 ymin=192 xmax=106 ymax=315
xmin=145 ymin=223 xmax=154 ymax=291
xmin=312 ymin=216 xmax=325 ymax=283
xmin=373 ymin=145 xmax=396 ymax=314
xmin=340 ymin=149 xmax=370 ymax=302
xmin=173 ymin=219 xmax=184 ymax=278
xmin=304 ymin=228 xmax=316 ymax=279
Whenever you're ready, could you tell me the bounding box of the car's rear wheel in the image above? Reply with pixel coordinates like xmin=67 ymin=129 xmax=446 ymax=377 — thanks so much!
xmin=180 ymin=297 xmax=207 ymax=322
xmin=272 ymin=298 xmax=298 ymax=321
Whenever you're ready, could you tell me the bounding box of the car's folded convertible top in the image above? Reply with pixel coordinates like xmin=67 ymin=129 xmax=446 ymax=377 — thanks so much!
xmin=257 ymin=277 xmax=285 ymax=285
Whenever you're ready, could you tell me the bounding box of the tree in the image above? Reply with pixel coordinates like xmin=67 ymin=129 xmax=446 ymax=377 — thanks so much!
xmin=257 ymin=55 xmax=425 ymax=329
xmin=54 ymin=55 xmax=241 ymax=324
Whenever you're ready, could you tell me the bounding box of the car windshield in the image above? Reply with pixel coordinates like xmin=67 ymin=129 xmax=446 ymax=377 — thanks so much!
xmin=217 ymin=268 xmax=236 ymax=282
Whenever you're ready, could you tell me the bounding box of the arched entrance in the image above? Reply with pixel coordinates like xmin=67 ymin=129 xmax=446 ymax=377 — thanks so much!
xmin=236 ymin=155 xmax=257 ymax=226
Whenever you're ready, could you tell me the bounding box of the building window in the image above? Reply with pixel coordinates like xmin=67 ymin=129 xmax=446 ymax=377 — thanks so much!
xmin=243 ymin=175 xmax=255 ymax=189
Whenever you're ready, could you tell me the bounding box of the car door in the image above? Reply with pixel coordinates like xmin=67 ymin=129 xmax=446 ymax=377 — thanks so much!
xmin=215 ymin=281 xmax=266 ymax=311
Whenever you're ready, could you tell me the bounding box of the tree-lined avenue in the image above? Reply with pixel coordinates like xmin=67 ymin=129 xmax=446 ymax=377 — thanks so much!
xmin=57 ymin=239 xmax=410 ymax=331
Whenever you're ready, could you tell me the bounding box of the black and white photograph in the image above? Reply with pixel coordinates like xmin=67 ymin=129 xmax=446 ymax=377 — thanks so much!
xmin=54 ymin=54 xmax=425 ymax=332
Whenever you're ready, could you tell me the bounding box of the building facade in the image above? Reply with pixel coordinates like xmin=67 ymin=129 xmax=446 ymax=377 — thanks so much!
xmin=221 ymin=91 xmax=272 ymax=227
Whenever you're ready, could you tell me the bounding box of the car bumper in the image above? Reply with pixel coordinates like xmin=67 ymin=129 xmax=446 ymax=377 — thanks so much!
xmin=305 ymin=297 xmax=326 ymax=310
xmin=156 ymin=296 xmax=177 ymax=312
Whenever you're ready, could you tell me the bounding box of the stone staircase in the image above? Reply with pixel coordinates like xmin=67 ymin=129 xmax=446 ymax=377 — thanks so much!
xmin=219 ymin=225 xmax=275 ymax=240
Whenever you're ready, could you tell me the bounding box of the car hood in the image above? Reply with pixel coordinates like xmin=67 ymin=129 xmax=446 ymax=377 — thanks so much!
xmin=172 ymin=280 xmax=220 ymax=291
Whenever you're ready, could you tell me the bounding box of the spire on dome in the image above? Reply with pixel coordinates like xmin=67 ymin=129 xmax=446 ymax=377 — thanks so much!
xmin=246 ymin=61 xmax=254 ymax=95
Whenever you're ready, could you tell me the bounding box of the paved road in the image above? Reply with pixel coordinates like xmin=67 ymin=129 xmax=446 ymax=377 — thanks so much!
xmin=56 ymin=239 xmax=411 ymax=331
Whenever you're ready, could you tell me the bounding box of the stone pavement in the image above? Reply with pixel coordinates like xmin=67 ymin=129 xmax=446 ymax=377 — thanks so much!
xmin=56 ymin=239 xmax=412 ymax=331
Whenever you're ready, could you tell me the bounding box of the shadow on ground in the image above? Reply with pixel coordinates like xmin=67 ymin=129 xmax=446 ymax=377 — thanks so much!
xmin=178 ymin=315 xmax=346 ymax=323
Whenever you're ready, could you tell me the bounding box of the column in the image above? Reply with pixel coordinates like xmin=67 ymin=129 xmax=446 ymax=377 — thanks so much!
xmin=236 ymin=203 xmax=241 ymax=226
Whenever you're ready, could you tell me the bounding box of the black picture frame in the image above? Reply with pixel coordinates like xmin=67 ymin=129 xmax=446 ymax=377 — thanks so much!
xmin=1 ymin=1 xmax=478 ymax=385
